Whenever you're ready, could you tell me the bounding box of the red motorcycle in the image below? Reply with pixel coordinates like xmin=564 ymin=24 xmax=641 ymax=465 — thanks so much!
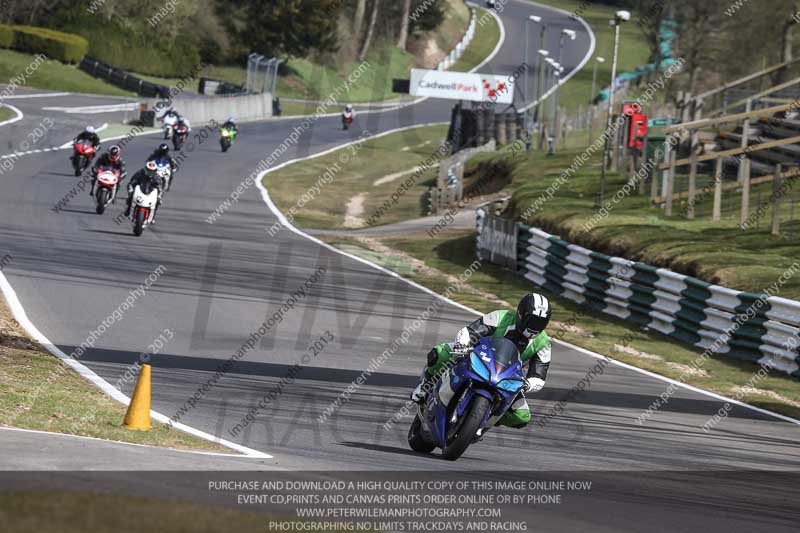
xmin=94 ymin=165 xmax=120 ymax=215
xmin=71 ymin=140 xmax=96 ymax=176
xmin=341 ymin=111 xmax=353 ymax=130
xmin=172 ymin=123 xmax=189 ymax=151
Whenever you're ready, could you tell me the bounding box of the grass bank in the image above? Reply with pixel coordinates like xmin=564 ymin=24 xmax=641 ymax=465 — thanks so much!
xmin=483 ymin=141 xmax=800 ymax=299
xmin=0 ymin=295 xmax=227 ymax=452
xmin=319 ymin=231 xmax=800 ymax=418
xmin=264 ymin=125 xmax=449 ymax=229
xmin=449 ymin=7 xmax=502 ymax=72
xmin=0 ymin=105 xmax=15 ymax=122
xmin=0 ymin=50 xmax=133 ymax=97
xmin=0 ymin=490 xmax=353 ymax=533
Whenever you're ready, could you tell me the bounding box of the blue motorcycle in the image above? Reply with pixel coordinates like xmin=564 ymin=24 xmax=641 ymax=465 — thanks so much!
xmin=408 ymin=336 xmax=527 ymax=460
xmin=154 ymin=157 xmax=173 ymax=192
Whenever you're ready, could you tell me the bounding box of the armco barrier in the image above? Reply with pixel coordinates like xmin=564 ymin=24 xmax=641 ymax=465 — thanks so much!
xmin=437 ymin=7 xmax=477 ymax=71
xmin=79 ymin=55 xmax=170 ymax=98
xmin=476 ymin=206 xmax=800 ymax=378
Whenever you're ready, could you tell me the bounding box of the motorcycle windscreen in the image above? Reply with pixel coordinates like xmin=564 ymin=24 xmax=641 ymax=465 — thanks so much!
xmin=489 ymin=337 xmax=519 ymax=373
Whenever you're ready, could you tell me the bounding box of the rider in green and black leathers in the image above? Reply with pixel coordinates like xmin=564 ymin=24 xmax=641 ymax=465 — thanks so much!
xmin=222 ymin=116 xmax=238 ymax=133
xmin=411 ymin=293 xmax=552 ymax=429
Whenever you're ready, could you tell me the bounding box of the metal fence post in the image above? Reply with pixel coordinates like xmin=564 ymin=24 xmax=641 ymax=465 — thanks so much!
xmin=687 ymin=130 xmax=698 ymax=219
xmin=740 ymin=158 xmax=751 ymax=226
xmin=738 ymin=99 xmax=752 ymax=184
xmin=712 ymin=158 xmax=723 ymax=222
xmin=271 ymin=59 xmax=283 ymax=95
xmin=666 ymin=149 xmax=676 ymax=216
xmin=772 ymin=164 xmax=783 ymax=236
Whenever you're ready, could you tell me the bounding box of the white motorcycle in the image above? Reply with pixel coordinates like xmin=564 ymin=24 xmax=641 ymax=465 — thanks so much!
xmin=161 ymin=113 xmax=178 ymax=140
xmin=154 ymin=158 xmax=173 ymax=192
xmin=131 ymin=182 xmax=160 ymax=236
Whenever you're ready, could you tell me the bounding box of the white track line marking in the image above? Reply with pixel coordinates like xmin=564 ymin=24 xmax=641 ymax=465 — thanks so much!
xmin=2 ymin=127 xmax=162 ymax=160
xmin=0 ymin=103 xmax=23 ymax=127
xmin=0 ymin=266 xmax=271 ymax=458
xmin=43 ymin=103 xmax=139 ymax=114
xmin=0 ymin=426 xmax=264 ymax=458
xmin=1 ymin=92 xmax=71 ymax=99
xmin=255 ymin=124 xmax=800 ymax=428
xmin=58 ymin=123 xmax=109 ymax=149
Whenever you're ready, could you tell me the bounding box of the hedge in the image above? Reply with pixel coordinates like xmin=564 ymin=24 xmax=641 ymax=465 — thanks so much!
xmin=56 ymin=13 xmax=201 ymax=78
xmin=0 ymin=25 xmax=88 ymax=63
xmin=0 ymin=25 xmax=13 ymax=48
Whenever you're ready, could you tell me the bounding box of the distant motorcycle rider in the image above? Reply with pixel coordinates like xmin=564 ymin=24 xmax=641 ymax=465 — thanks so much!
xmin=74 ymin=125 xmax=101 ymax=149
xmin=124 ymin=160 xmax=163 ymax=222
xmin=147 ymin=143 xmax=179 ymax=174
xmin=342 ymin=105 xmax=354 ymax=130
xmin=175 ymin=115 xmax=191 ymax=132
xmin=222 ymin=116 xmax=238 ymax=133
xmin=89 ymin=145 xmax=127 ymax=197
xmin=160 ymin=108 xmax=180 ymax=139
xmin=411 ymin=293 xmax=553 ymax=430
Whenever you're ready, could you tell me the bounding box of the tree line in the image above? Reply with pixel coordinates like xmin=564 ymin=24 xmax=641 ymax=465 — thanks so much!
xmin=0 ymin=0 xmax=447 ymax=66
xmin=632 ymin=0 xmax=800 ymax=96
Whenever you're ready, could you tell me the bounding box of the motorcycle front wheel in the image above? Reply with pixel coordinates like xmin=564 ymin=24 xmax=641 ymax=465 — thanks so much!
xmin=95 ymin=188 xmax=108 ymax=214
xmin=407 ymin=413 xmax=436 ymax=453
xmin=441 ymin=395 xmax=491 ymax=461
xmin=133 ymin=209 xmax=146 ymax=236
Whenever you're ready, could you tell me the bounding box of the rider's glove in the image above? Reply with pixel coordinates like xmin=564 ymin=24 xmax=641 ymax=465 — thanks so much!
xmin=524 ymin=377 xmax=545 ymax=393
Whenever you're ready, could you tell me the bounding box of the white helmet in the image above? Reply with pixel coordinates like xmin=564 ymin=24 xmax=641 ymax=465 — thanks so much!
xmin=345 ymin=105 xmax=353 ymax=112
xmin=85 ymin=126 xmax=95 ymax=134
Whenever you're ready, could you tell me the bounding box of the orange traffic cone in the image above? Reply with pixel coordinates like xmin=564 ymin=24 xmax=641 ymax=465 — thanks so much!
xmin=123 ymin=364 xmax=151 ymax=430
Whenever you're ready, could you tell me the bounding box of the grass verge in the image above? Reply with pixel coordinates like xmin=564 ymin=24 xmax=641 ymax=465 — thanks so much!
xmin=263 ymin=125 xmax=448 ymax=229
xmin=277 ymin=47 xmax=414 ymax=103
xmin=0 ymin=294 xmax=228 ymax=452
xmin=318 ymin=231 xmax=800 ymax=419
xmin=0 ymin=490 xmax=345 ymax=533
xmin=484 ymin=139 xmax=800 ymax=298
xmin=0 ymin=50 xmax=134 ymax=97
xmin=449 ymin=7 xmax=502 ymax=73
xmin=0 ymin=105 xmax=15 ymax=122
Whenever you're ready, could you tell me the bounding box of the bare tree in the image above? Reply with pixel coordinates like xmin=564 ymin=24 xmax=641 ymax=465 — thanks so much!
xmin=359 ymin=0 xmax=380 ymax=61
xmin=635 ymin=0 xmax=669 ymax=67
xmin=397 ymin=0 xmax=412 ymax=50
xmin=674 ymin=1 xmax=729 ymax=94
xmin=354 ymin=0 xmax=367 ymax=40
xmin=782 ymin=1 xmax=800 ymax=62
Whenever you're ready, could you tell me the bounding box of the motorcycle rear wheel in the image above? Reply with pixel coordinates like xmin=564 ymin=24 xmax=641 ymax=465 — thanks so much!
xmin=441 ymin=395 xmax=491 ymax=461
